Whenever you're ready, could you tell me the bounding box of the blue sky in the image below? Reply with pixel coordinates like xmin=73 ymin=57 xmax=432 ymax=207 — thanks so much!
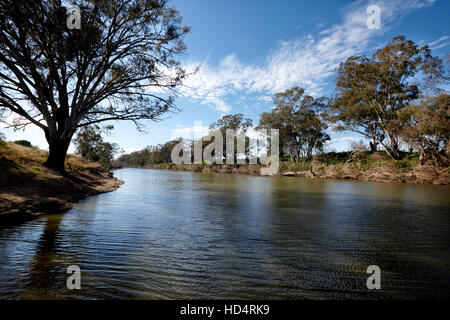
xmin=1 ymin=0 xmax=449 ymax=153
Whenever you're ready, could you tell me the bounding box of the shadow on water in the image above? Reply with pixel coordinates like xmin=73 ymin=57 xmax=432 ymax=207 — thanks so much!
xmin=20 ymin=214 xmax=68 ymax=299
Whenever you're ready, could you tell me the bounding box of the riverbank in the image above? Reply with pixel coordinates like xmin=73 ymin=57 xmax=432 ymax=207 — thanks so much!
xmin=0 ymin=142 xmax=123 ymax=224
xmin=125 ymin=152 xmax=449 ymax=185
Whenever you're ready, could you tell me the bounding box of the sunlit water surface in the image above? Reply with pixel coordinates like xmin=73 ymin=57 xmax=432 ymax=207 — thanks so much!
xmin=0 ymin=168 xmax=449 ymax=299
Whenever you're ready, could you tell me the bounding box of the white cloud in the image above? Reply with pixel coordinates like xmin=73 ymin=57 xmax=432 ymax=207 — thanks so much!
xmin=170 ymin=121 xmax=210 ymax=140
xmin=0 ymin=113 xmax=49 ymax=150
xmin=429 ymin=35 xmax=449 ymax=46
xmin=428 ymin=35 xmax=450 ymax=50
xmin=325 ymin=136 xmax=369 ymax=152
xmin=181 ymin=0 xmax=435 ymax=112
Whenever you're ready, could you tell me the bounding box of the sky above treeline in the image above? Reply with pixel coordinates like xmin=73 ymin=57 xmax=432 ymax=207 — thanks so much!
xmin=2 ymin=0 xmax=449 ymax=153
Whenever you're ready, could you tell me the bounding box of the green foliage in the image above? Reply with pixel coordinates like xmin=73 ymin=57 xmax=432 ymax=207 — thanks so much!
xmin=329 ymin=36 xmax=445 ymax=160
xmin=30 ymin=165 xmax=42 ymax=172
xmin=396 ymin=159 xmax=414 ymax=173
xmin=280 ymin=161 xmax=311 ymax=171
xmin=115 ymin=140 xmax=180 ymax=168
xmin=197 ymin=162 xmax=208 ymax=170
xmin=357 ymin=159 xmax=387 ymax=171
xmin=74 ymin=127 xmax=103 ymax=160
xmin=395 ymin=155 xmax=419 ymax=173
xmin=257 ymin=87 xmax=330 ymax=160
xmin=69 ymin=163 xmax=87 ymax=171
xmin=317 ymin=152 xmax=352 ymax=165
xmin=209 ymin=113 xmax=253 ymax=162
xmin=74 ymin=127 xmax=121 ymax=171
xmin=13 ymin=140 xmax=33 ymax=148
xmin=210 ymin=114 xmax=252 ymax=132
xmin=399 ymin=93 xmax=450 ymax=165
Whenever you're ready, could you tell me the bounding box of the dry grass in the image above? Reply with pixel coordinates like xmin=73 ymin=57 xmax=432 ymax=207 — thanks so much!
xmin=0 ymin=142 xmax=101 ymax=176
xmin=145 ymin=151 xmax=449 ymax=185
xmin=0 ymin=142 xmax=122 ymax=223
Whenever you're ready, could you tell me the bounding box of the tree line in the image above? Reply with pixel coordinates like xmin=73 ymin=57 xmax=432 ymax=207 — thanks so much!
xmin=117 ymin=36 xmax=449 ymax=168
xmin=0 ymin=0 xmax=447 ymax=172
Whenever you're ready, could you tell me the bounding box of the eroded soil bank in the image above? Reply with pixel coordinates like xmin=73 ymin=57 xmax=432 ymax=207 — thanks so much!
xmin=0 ymin=142 xmax=123 ymax=224
xmin=143 ymin=160 xmax=449 ymax=185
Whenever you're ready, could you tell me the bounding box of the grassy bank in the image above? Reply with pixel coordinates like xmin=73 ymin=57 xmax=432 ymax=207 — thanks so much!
xmin=130 ymin=151 xmax=449 ymax=185
xmin=0 ymin=141 xmax=123 ymax=224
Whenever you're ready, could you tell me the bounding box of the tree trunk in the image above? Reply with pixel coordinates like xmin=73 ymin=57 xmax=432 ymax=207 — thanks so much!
xmin=369 ymin=139 xmax=378 ymax=152
xmin=379 ymin=140 xmax=400 ymax=161
xmin=391 ymin=141 xmax=401 ymax=160
xmin=419 ymin=147 xmax=425 ymax=166
xmin=44 ymin=139 xmax=71 ymax=172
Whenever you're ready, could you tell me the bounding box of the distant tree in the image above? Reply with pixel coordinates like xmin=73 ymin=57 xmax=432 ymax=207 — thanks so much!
xmin=95 ymin=141 xmax=121 ymax=171
xmin=13 ymin=140 xmax=33 ymax=148
xmin=115 ymin=139 xmax=180 ymax=167
xmin=153 ymin=140 xmax=180 ymax=164
xmin=74 ymin=126 xmax=120 ymax=171
xmin=209 ymin=114 xmax=253 ymax=163
xmin=73 ymin=126 xmax=102 ymax=160
xmin=350 ymin=140 xmax=369 ymax=152
xmin=209 ymin=114 xmax=253 ymax=132
xmin=257 ymin=87 xmax=330 ymax=161
xmin=0 ymin=132 xmax=5 ymax=141
xmin=0 ymin=0 xmax=189 ymax=171
xmin=329 ymin=36 xmax=444 ymax=159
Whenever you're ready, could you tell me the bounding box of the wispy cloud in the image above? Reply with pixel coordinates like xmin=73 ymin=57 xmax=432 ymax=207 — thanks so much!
xmin=428 ymin=35 xmax=450 ymax=50
xmin=325 ymin=136 xmax=369 ymax=152
xmin=170 ymin=121 xmax=210 ymax=140
xmin=181 ymin=0 xmax=436 ymax=112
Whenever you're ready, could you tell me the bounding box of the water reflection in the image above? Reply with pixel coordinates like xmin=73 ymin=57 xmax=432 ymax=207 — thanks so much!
xmin=0 ymin=168 xmax=449 ymax=299
xmin=23 ymin=214 xmax=65 ymax=299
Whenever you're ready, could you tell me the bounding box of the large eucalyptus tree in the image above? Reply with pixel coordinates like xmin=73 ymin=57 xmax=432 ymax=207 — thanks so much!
xmin=0 ymin=0 xmax=189 ymax=171
xmin=329 ymin=36 xmax=443 ymax=159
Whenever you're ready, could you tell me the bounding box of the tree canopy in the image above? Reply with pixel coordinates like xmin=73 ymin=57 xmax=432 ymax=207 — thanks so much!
xmin=399 ymin=93 xmax=449 ymax=165
xmin=329 ymin=36 xmax=445 ymax=159
xmin=0 ymin=0 xmax=189 ymax=171
xmin=74 ymin=126 xmax=121 ymax=171
xmin=257 ymin=87 xmax=329 ymax=161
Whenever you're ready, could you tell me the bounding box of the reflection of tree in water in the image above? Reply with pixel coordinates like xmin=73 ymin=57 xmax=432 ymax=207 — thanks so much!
xmin=23 ymin=214 xmax=67 ymax=299
xmin=22 ymin=197 xmax=101 ymax=299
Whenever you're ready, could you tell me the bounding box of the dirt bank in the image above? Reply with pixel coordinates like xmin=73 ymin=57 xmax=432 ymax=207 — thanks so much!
xmin=141 ymin=159 xmax=449 ymax=185
xmin=0 ymin=142 xmax=123 ymax=224
xmin=281 ymin=163 xmax=449 ymax=185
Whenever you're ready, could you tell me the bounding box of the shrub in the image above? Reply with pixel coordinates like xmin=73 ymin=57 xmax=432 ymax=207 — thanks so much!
xmin=396 ymin=159 xmax=414 ymax=173
xmin=318 ymin=151 xmax=352 ymax=165
xmin=13 ymin=140 xmax=33 ymax=148
xmin=280 ymin=161 xmax=311 ymax=171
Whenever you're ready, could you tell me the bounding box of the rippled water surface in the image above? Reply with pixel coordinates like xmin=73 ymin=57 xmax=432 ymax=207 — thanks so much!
xmin=0 ymin=168 xmax=449 ymax=299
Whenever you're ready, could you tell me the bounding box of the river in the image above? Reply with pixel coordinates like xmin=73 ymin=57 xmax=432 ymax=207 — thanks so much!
xmin=0 ymin=168 xmax=449 ymax=299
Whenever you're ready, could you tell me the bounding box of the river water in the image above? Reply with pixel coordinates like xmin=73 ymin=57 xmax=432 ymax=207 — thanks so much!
xmin=0 ymin=168 xmax=449 ymax=299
